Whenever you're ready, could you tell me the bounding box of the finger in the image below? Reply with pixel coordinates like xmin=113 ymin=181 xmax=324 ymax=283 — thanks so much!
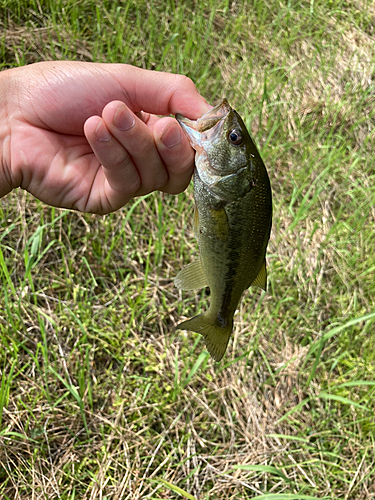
xmin=84 ymin=115 xmax=141 ymax=209
xmin=101 ymin=101 xmax=169 ymax=194
xmin=135 ymin=110 xmax=153 ymax=124
xmin=153 ymin=117 xmax=195 ymax=194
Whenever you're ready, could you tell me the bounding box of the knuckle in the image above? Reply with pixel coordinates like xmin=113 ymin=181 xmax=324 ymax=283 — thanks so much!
xmin=163 ymin=177 xmax=190 ymax=195
xmin=120 ymin=126 xmax=154 ymax=156
xmin=110 ymin=156 xmax=141 ymax=194
xmin=124 ymin=173 xmax=141 ymax=194
xmin=129 ymin=138 xmax=154 ymax=157
xmin=173 ymin=74 xmax=196 ymax=92
xmin=153 ymin=169 xmax=168 ymax=190
xmin=169 ymin=154 xmax=194 ymax=175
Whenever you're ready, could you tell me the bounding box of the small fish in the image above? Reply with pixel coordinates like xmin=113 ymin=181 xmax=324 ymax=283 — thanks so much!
xmin=174 ymin=99 xmax=272 ymax=362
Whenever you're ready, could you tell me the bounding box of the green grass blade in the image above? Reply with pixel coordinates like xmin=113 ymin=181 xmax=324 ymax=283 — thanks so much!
xmin=266 ymin=434 xmax=309 ymax=443
xmin=48 ymin=366 xmax=89 ymax=434
xmin=250 ymin=495 xmax=329 ymax=500
xmin=183 ymin=351 xmax=209 ymax=387
xmin=155 ymin=478 xmax=196 ymax=500
xmin=318 ymin=391 xmax=370 ymax=412
xmin=307 ymin=311 xmax=375 ymax=358
xmin=232 ymin=464 xmax=289 ymax=481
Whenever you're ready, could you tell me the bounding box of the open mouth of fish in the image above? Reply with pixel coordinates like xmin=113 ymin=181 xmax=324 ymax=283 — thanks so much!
xmin=176 ymin=99 xmax=231 ymax=147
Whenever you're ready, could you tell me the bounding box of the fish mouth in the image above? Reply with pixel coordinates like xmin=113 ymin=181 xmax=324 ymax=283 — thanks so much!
xmin=176 ymin=99 xmax=231 ymax=147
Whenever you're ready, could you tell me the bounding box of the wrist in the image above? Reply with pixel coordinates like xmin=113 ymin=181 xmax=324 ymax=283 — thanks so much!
xmin=0 ymin=69 xmax=14 ymax=199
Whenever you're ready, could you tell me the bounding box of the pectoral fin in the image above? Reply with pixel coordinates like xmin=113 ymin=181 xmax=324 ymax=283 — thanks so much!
xmin=251 ymin=259 xmax=267 ymax=291
xmin=174 ymin=259 xmax=207 ymax=290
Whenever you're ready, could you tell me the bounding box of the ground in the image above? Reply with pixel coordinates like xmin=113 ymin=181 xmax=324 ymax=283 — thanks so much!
xmin=1 ymin=1 xmax=375 ymax=498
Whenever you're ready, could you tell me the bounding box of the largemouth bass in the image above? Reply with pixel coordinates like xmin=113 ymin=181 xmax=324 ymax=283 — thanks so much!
xmin=174 ymin=99 xmax=272 ymax=362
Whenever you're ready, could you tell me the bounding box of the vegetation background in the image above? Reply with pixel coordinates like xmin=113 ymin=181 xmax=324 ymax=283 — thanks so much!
xmin=1 ymin=0 xmax=375 ymax=498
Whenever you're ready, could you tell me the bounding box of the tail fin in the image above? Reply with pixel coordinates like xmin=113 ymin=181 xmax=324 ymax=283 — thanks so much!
xmin=176 ymin=314 xmax=233 ymax=362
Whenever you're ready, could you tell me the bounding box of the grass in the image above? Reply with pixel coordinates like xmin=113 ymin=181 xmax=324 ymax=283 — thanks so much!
xmin=1 ymin=0 xmax=375 ymax=498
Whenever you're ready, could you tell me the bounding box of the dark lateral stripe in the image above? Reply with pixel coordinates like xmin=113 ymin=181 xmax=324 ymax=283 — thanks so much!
xmin=217 ymin=239 xmax=241 ymax=321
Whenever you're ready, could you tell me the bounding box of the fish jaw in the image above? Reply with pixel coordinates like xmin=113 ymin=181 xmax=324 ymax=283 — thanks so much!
xmin=176 ymin=99 xmax=231 ymax=153
xmin=177 ymin=99 xmax=260 ymax=204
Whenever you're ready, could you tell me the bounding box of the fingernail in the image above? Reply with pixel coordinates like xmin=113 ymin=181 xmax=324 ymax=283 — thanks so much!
xmin=161 ymin=123 xmax=183 ymax=148
xmin=113 ymin=104 xmax=135 ymax=131
xmin=95 ymin=121 xmax=112 ymax=142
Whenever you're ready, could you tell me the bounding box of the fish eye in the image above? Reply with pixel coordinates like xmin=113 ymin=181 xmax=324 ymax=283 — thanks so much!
xmin=228 ymin=129 xmax=243 ymax=146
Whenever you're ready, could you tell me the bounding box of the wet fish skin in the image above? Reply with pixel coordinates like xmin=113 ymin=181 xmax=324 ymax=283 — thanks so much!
xmin=174 ymin=99 xmax=272 ymax=362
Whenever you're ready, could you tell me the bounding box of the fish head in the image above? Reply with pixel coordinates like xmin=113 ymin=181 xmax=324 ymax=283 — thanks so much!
xmin=176 ymin=99 xmax=260 ymax=183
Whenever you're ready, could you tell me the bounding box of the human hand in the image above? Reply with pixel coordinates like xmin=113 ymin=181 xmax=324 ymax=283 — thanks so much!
xmin=0 ymin=61 xmax=210 ymax=214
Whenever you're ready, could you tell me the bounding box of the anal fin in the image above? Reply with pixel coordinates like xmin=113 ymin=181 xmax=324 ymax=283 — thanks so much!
xmin=251 ymin=259 xmax=267 ymax=291
xmin=174 ymin=259 xmax=207 ymax=291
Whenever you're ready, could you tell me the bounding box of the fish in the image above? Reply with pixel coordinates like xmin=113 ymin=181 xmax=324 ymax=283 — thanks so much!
xmin=174 ymin=99 xmax=272 ymax=362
